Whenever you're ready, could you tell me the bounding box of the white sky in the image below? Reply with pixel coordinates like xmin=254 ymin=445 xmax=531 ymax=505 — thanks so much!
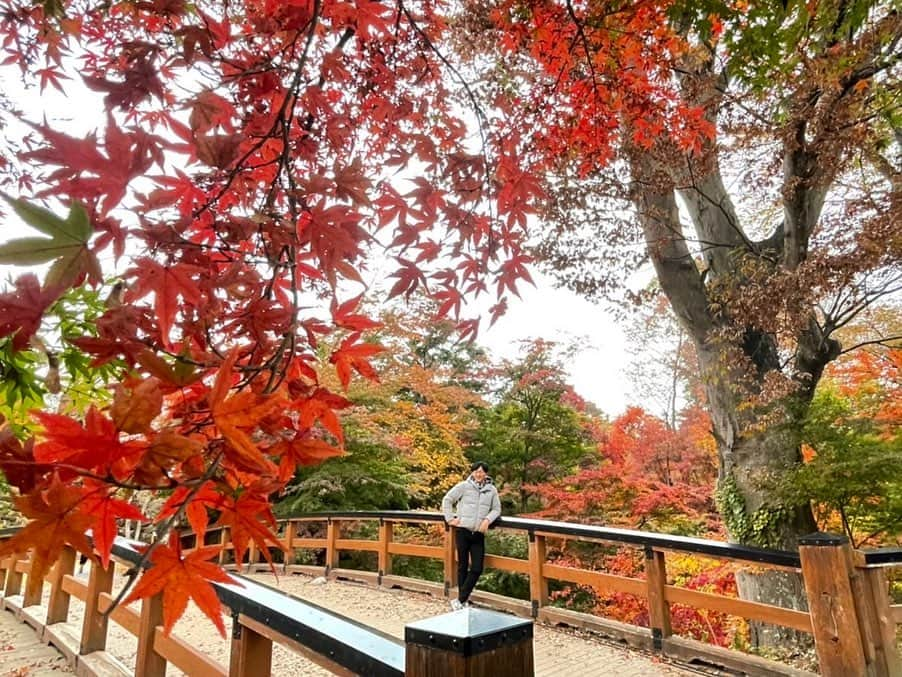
xmin=0 ymin=64 xmax=634 ymax=417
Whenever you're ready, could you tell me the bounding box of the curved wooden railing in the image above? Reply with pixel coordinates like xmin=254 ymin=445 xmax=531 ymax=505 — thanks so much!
xmin=1 ymin=513 xmax=900 ymax=676
xmin=208 ymin=512 xmax=902 ymax=676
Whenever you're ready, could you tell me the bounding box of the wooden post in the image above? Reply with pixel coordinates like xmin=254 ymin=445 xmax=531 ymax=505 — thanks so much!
xmin=644 ymin=546 xmax=672 ymax=650
xmin=219 ymin=527 xmax=230 ymax=566
xmin=135 ymin=590 xmax=166 ymax=677
xmin=799 ymin=533 xmax=868 ymax=677
xmin=378 ymin=520 xmax=393 ymax=584
xmin=857 ymin=565 xmax=902 ymax=677
xmin=23 ymin=552 xmax=43 ymax=608
xmin=80 ymin=560 xmax=114 ymax=654
xmin=229 ymin=613 xmax=273 ymax=677
xmin=405 ymin=607 xmax=534 ymax=676
xmin=246 ymin=540 xmax=258 ymax=572
xmin=443 ymin=523 xmax=456 ymax=599
xmin=5 ymin=555 xmax=24 ymax=597
xmin=527 ymin=532 xmax=547 ymax=618
xmin=283 ymin=520 xmax=295 ymax=573
xmin=46 ymin=546 xmax=76 ymax=625
xmin=325 ymin=519 xmax=339 ymax=574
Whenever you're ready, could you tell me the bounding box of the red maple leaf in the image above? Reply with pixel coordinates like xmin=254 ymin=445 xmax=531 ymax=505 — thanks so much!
xmin=80 ymin=485 xmax=147 ymax=567
xmin=329 ymin=333 xmax=383 ymax=389
xmin=126 ymin=257 xmax=204 ymax=348
xmin=212 ymin=493 xmax=284 ymax=571
xmin=0 ymin=274 xmax=61 ymax=350
xmin=33 ymin=406 xmax=146 ymax=478
xmin=209 ymin=349 xmax=282 ymax=473
xmin=0 ymin=475 xmax=94 ymax=600
xmin=269 ymin=434 xmax=345 ymax=482
xmin=124 ymin=537 xmax=234 ymax=637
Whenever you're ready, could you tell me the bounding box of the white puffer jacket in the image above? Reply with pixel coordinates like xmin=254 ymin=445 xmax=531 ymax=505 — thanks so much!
xmin=441 ymin=475 xmax=501 ymax=532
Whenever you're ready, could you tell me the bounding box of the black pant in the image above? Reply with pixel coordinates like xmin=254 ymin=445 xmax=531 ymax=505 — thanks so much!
xmin=455 ymin=529 xmax=485 ymax=603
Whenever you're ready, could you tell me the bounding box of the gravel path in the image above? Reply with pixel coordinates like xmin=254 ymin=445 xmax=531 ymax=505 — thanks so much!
xmin=8 ymin=566 xmax=697 ymax=676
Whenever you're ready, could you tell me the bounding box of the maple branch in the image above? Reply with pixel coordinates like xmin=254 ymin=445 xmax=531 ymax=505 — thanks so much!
xmin=398 ymin=1 xmax=493 ymax=215
xmin=101 ymin=449 xmax=227 ymax=619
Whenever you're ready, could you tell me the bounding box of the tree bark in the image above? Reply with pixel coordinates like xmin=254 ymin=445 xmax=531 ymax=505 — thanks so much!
xmin=629 ymin=144 xmax=821 ymax=647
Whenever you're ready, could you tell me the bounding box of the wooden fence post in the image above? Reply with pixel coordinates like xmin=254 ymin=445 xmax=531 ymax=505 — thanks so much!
xmin=219 ymin=527 xmax=230 ymax=566
xmin=405 ymin=607 xmax=534 ymax=676
xmin=856 ymin=564 xmax=902 ymax=677
xmin=80 ymin=560 xmax=114 ymax=654
xmin=4 ymin=555 xmax=24 ymax=598
xmin=798 ymin=533 xmax=868 ymax=677
xmin=135 ymin=590 xmax=166 ymax=677
xmin=325 ymin=519 xmax=339 ymax=574
xmin=46 ymin=546 xmax=76 ymax=625
xmin=378 ymin=520 xmax=393 ymax=584
xmin=23 ymin=552 xmax=43 ymax=608
xmin=527 ymin=532 xmax=547 ymax=618
xmin=283 ymin=520 xmax=295 ymax=573
xmin=443 ymin=524 xmax=456 ymax=599
xmin=644 ymin=546 xmax=672 ymax=650
xmin=229 ymin=613 xmax=273 ymax=676
xmin=246 ymin=540 xmax=258 ymax=572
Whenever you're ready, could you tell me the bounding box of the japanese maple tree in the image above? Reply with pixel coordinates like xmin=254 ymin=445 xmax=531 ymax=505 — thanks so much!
xmin=0 ymin=0 xmax=538 ymax=631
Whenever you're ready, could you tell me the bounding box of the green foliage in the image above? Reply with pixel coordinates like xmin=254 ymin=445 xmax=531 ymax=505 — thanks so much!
xmin=469 ymin=341 xmax=593 ymax=512
xmin=0 ymin=283 xmax=120 ymax=433
xmin=275 ymin=433 xmax=410 ymax=514
xmin=715 ymin=473 xmax=791 ymax=549
xmin=778 ymin=386 xmax=902 ymax=546
xmin=476 ymin=530 xmax=530 ymax=600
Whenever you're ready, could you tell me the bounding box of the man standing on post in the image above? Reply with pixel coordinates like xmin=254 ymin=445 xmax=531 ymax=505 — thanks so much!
xmin=441 ymin=462 xmax=501 ymax=610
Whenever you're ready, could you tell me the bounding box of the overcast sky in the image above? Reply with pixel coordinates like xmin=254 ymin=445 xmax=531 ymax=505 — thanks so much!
xmin=0 ymin=66 xmax=635 ymax=416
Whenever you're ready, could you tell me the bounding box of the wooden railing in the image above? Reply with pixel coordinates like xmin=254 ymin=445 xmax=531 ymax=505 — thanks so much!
xmin=1 ymin=513 xmax=900 ymax=677
xmin=209 ymin=512 xmax=901 ymax=677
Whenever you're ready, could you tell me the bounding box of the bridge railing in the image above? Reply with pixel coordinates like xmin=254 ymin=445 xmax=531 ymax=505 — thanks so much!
xmin=194 ymin=511 xmax=901 ymax=677
xmin=0 ymin=530 xmax=411 ymax=676
xmin=1 ymin=513 xmax=900 ymax=676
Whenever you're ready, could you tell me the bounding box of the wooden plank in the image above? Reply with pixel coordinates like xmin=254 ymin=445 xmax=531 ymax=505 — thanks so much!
xmin=46 ymin=546 xmax=76 ymax=624
xmin=61 ymin=574 xmax=87 ymax=601
xmin=237 ymin=613 xmax=355 ymax=677
xmin=664 ymin=586 xmax=812 ymax=632
xmin=335 ymin=538 xmax=380 ymax=552
xmin=538 ymin=607 xmax=653 ymax=651
xmin=325 ymin=520 xmax=339 ymax=572
xmin=892 ymin=605 xmax=902 ymax=624
xmin=645 ymin=548 xmax=671 ymax=643
xmin=5 ymin=556 xmax=24 ymax=596
xmin=292 ymin=538 xmax=327 ymax=549
xmin=799 ymin=537 xmax=867 ymax=677
xmin=99 ymin=592 xmax=141 ymax=636
xmin=387 ymin=543 xmax=443 ymax=559
xmin=663 ymin=636 xmax=816 ymax=677
xmin=283 ymin=520 xmax=295 ymax=573
xmin=228 ymin=620 xmax=271 ymax=677
xmin=528 ymin=534 xmax=548 ymax=616
xmin=542 ymin=564 xmax=646 ymax=597
xmin=484 ymin=554 xmax=529 ymax=574
xmin=859 ymin=567 xmax=902 ymax=677
xmin=379 ymin=521 xmax=393 ymax=579
xmin=532 ymin=531 xmax=802 ymax=572
xmin=136 ymin=590 xmax=166 ymax=677
xmin=82 ymin=563 xmax=115 ymax=654
xmin=155 ymin=626 xmax=227 ymax=676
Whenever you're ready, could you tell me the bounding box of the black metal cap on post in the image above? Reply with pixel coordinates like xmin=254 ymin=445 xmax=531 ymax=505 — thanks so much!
xmin=404 ymin=608 xmax=534 ymax=676
xmin=798 ymin=532 xmax=848 ymax=547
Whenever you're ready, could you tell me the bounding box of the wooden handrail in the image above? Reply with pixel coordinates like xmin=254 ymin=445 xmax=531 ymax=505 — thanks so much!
xmin=1 ymin=512 xmax=900 ymax=677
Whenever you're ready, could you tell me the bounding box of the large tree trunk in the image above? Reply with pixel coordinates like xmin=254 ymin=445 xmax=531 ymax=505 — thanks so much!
xmin=628 ymin=143 xmax=823 ymax=649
